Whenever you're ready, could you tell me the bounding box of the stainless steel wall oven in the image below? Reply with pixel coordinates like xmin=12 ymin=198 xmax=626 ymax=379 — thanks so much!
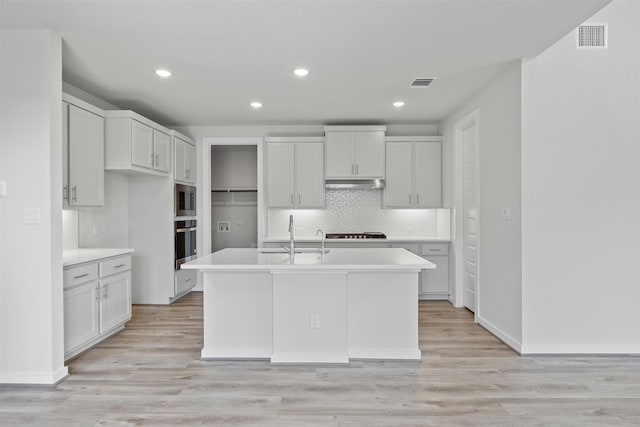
xmin=175 ymin=219 xmax=197 ymax=270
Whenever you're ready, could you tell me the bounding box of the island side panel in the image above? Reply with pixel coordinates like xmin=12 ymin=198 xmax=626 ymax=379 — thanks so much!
xmin=347 ymin=271 xmax=421 ymax=360
xmin=201 ymin=271 xmax=272 ymax=359
xmin=272 ymin=271 xmax=349 ymax=364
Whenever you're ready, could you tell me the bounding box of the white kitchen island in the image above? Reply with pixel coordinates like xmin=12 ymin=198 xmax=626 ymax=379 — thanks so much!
xmin=182 ymin=248 xmax=434 ymax=363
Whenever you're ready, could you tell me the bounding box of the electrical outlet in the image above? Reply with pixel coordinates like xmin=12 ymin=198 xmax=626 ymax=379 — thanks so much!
xmin=217 ymin=221 xmax=230 ymax=232
xmin=309 ymin=314 xmax=320 ymax=329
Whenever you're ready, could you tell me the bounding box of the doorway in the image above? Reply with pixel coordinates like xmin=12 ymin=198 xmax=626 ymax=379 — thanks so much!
xmin=210 ymin=145 xmax=258 ymax=252
xmin=454 ymin=110 xmax=480 ymax=314
xmin=200 ymin=137 xmax=264 ymax=259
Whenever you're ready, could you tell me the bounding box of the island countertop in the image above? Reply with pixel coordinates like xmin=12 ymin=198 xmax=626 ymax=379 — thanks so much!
xmin=182 ymin=247 xmax=435 ymax=271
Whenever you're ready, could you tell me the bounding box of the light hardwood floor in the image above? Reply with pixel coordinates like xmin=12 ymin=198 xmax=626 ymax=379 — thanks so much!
xmin=1 ymin=292 xmax=639 ymax=426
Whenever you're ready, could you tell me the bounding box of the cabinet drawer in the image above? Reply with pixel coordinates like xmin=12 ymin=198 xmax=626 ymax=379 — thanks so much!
xmin=421 ymin=244 xmax=449 ymax=256
xmin=64 ymin=263 xmax=99 ymax=289
xmin=100 ymin=255 xmax=132 ymax=278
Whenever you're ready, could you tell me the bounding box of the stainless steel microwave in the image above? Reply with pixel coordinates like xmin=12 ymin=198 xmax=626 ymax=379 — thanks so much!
xmin=175 ymin=184 xmax=196 ymax=217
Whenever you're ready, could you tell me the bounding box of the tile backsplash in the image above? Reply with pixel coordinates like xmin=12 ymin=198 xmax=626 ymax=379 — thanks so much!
xmin=268 ymin=189 xmax=450 ymax=238
xmin=63 ymin=209 xmax=79 ymax=250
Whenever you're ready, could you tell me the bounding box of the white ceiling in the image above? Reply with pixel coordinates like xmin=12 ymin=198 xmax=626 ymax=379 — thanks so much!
xmin=1 ymin=0 xmax=610 ymax=126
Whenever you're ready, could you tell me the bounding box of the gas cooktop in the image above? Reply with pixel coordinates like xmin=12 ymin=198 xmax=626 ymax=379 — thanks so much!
xmin=325 ymin=232 xmax=387 ymax=239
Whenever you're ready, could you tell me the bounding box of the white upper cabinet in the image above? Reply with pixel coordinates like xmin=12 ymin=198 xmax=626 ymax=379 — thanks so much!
xmin=173 ymin=131 xmax=196 ymax=184
xmin=324 ymin=126 xmax=386 ymax=179
xmin=384 ymin=137 xmax=442 ymax=208
xmin=266 ymin=138 xmax=324 ymax=209
xmin=104 ymin=110 xmax=172 ymax=177
xmin=62 ymin=94 xmax=105 ymax=208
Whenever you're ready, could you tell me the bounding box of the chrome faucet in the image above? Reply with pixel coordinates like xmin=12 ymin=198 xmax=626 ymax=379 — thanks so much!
xmin=288 ymin=214 xmax=295 ymax=257
xmin=316 ymin=228 xmax=326 ymax=255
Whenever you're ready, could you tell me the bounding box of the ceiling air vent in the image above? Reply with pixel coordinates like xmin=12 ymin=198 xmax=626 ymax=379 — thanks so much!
xmin=577 ymin=24 xmax=607 ymax=48
xmin=410 ymin=78 xmax=436 ymax=88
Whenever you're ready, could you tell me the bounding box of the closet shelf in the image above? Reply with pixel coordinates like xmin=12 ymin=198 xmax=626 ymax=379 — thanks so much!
xmin=211 ymin=188 xmax=257 ymax=193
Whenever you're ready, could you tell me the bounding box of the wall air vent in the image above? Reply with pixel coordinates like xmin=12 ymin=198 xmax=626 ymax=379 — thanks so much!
xmin=410 ymin=78 xmax=436 ymax=88
xmin=577 ymin=24 xmax=607 ymax=48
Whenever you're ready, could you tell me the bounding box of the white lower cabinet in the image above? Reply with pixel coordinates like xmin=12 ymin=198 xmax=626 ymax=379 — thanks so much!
xmin=64 ymin=255 xmax=132 ymax=361
xmin=393 ymin=243 xmax=449 ymax=300
xmin=175 ymin=268 xmax=197 ymax=297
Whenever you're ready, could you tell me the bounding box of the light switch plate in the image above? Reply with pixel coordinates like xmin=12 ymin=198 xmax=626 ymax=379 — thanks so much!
xmin=500 ymin=207 xmax=511 ymax=220
xmin=24 ymin=208 xmax=41 ymax=224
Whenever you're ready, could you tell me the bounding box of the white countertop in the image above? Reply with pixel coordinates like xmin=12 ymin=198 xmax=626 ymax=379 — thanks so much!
xmin=182 ymin=248 xmax=435 ymax=271
xmin=63 ymin=248 xmax=134 ymax=267
xmin=262 ymin=236 xmax=450 ymax=243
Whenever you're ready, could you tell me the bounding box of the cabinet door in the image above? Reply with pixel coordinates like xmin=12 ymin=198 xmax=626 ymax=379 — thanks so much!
xmin=414 ymin=142 xmax=442 ymax=208
xmin=174 ymin=138 xmax=187 ymax=181
xmin=68 ymin=104 xmax=104 ymax=206
xmin=421 ymin=255 xmax=449 ymax=296
xmin=175 ymin=268 xmax=197 ymax=296
xmin=64 ymin=281 xmax=100 ymax=354
xmin=100 ymin=271 xmax=132 ymax=333
xmin=325 ymin=132 xmax=355 ymax=178
xmin=296 ymin=142 xmax=324 ymax=208
xmin=131 ymin=120 xmax=153 ymax=168
xmin=184 ymin=142 xmax=196 ymax=183
xmin=266 ymin=143 xmax=295 ymax=207
xmin=385 ymin=142 xmax=413 ymax=208
xmin=62 ymin=102 xmax=69 ymax=207
xmin=153 ymin=130 xmax=171 ymax=173
xmin=354 ymin=131 xmax=385 ymax=178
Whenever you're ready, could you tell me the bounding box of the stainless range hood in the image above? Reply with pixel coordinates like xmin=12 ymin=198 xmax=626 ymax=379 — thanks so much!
xmin=325 ymin=179 xmax=385 ymax=189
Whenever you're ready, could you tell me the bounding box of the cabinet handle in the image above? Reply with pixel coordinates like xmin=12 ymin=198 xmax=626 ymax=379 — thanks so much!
xmin=298 ymin=193 xmax=301 ymax=204
xmin=185 ymin=169 xmax=189 ymax=179
xmin=96 ymin=285 xmax=100 ymax=301
xmin=185 ymin=278 xmax=192 ymax=283
xmin=103 ymin=284 xmax=108 ymax=299
xmin=416 ymin=193 xmax=420 ymax=205
xmin=73 ymin=273 xmax=89 ymax=279
xmin=351 ymin=164 xmax=355 ymax=175
xmin=291 ymin=194 xmax=294 ymax=205
xmin=72 ymin=186 xmax=77 ymax=202
xmin=356 ymin=164 xmax=359 ymax=175
xmin=113 ymin=264 xmax=126 ymax=269
xmin=155 ymin=154 xmax=159 ymax=167
xmin=151 ymin=153 xmax=154 ymax=166
xmin=63 ymin=185 xmax=68 ymax=202
xmin=409 ymin=193 xmax=412 ymax=204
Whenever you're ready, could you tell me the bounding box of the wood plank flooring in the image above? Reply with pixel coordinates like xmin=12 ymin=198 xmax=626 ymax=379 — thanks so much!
xmin=2 ymin=292 xmax=639 ymax=426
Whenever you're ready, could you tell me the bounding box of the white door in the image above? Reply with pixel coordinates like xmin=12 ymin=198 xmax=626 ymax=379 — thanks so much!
xmin=64 ymin=281 xmax=100 ymax=354
xmin=354 ymin=131 xmax=385 ymax=178
xmin=174 ymin=138 xmax=186 ymax=181
xmin=184 ymin=142 xmax=196 ymax=183
xmin=384 ymin=142 xmax=413 ymax=207
xmin=325 ymin=132 xmax=355 ymax=178
xmin=296 ymin=142 xmax=324 ymax=208
xmin=153 ymin=129 xmax=171 ymax=173
xmin=463 ymin=124 xmax=478 ymax=312
xmin=100 ymin=271 xmax=132 ymax=332
xmin=414 ymin=142 xmax=442 ymax=208
xmin=68 ymin=104 xmax=104 ymax=206
xmin=266 ymin=143 xmax=295 ymax=207
xmin=131 ymin=120 xmax=153 ymax=169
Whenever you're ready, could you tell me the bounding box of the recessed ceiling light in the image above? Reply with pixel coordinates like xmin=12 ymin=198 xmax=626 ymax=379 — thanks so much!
xmin=393 ymin=101 xmax=405 ymax=108
xmin=294 ymin=68 xmax=309 ymax=77
xmin=250 ymin=101 xmax=262 ymax=109
xmin=155 ymin=69 xmax=172 ymax=78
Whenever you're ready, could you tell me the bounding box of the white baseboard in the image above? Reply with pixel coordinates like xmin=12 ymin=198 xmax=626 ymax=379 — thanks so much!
xmin=477 ymin=315 xmax=522 ymax=353
xmin=348 ymin=348 xmax=421 ymax=360
xmin=201 ymin=347 xmax=271 ymax=359
xmin=0 ymin=366 xmax=68 ymax=385
xmin=270 ymin=352 xmax=349 ymax=364
xmin=521 ymin=343 xmax=640 ymax=355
